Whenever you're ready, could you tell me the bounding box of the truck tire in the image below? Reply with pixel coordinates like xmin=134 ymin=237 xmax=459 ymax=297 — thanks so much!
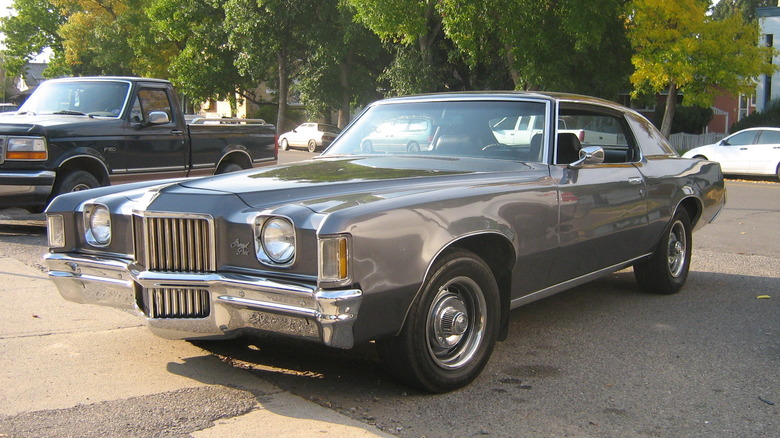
xmin=217 ymin=162 xmax=243 ymax=174
xmin=53 ymin=170 xmax=100 ymax=198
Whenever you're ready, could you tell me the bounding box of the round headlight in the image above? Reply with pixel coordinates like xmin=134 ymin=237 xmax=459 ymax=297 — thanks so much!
xmin=87 ymin=205 xmax=111 ymax=245
xmin=261 ymin=217 xmax=295 ymax=263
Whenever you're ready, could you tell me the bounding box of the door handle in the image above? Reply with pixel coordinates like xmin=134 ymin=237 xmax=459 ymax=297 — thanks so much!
xmin=739 ymin=147 xmax=748 ymax=150
xmin=171 ymin=130 xmax=184 ymax=135
xmin=628 ymin=177 xmax=643 ymax=185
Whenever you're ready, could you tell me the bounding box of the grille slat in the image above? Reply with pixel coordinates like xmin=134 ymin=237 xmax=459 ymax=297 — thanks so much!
xmin=139 ymin=215 xmax=215 ymax=272
xmin=147 ymin=287 xmax=209 ymax=319
xmin=134 ymin=214 xmax=215 ymax=319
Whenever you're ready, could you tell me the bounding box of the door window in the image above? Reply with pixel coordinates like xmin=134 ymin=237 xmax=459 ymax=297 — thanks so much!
xmin=723 ymin=131 xmax=758 ymax=146
xmin=130 ymin=88 xmax=174 ymax=124
xmin=756 ymin=130 xmax=780 ymax=144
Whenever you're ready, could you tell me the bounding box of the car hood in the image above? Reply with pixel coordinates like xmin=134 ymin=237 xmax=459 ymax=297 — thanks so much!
xmin=176 ymin=156 xmax=544 ymax=213
xmin=0 ymin=114 xmax=119 ymax=136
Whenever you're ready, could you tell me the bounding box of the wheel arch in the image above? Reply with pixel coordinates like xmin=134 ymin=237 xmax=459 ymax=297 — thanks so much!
xmin=56 ymin=155 xmax=110 ymax=186
xmin=446 ymin=232 xmax=516 ymax=341
xmin=676 ymin=195 xmax=703 ymax=228
xmin=216 ymin=149 xmax=252 ymax=172
xmin=391 ymin=231 xmax=515 ymax=342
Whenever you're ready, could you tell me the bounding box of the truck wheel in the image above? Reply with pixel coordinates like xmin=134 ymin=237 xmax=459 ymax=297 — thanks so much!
xmin=376 ymin=249 xmax=500 ymax=393
xmin=307 ymin=139 xmax=318 ymax=153
xmin=634 ymin=209 xmax=692 ymax=295
xmin=53 ymin=170 xmax=100 ymax=197
xmin=217 ymin=162 xmax=243 ymax=174
xmin=280 ymin=138 xmax=289 ymax=151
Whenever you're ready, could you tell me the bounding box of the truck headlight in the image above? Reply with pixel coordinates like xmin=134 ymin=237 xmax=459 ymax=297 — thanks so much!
xmin=84 ymin=204 xmax=111 ymax=246
xmin=254 ymin=216 xmax=295 ymax=265
xmin=319 ymin=235 xmax=350 ymax=283
xmin=5 ymin=136 xmax=47 ymax=160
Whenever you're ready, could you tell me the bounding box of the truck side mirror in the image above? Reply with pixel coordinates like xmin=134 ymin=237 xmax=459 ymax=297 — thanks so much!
xmin=148 ymin=111 xmax=170 ymax=125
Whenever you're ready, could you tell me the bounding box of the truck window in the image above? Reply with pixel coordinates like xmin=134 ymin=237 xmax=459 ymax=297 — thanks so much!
xmin=131 ymin=88 xmax=174 ymax=123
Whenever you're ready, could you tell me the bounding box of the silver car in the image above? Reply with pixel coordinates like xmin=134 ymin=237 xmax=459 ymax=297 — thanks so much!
xmin=44 ymin=92 xmax=725 ymax=393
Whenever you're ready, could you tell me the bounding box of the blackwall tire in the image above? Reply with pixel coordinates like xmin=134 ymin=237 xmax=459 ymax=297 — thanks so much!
xmin=53 ymin=170 xmax=100 ymax=198
xmin=376 ymin=249 xmax=500 ymax=393
xmin=634 ymin=209 xmax=692 ymax=295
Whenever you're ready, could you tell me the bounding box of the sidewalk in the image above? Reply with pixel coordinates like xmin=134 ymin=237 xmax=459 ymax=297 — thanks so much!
xmin=0 ymin=256 xmax=392 ymax=437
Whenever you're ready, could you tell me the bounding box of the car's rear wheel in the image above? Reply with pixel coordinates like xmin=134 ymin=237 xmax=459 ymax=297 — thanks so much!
xmin=376 ymin=249 xmax=500 ymax=393
xmin=776 ymin=163 xmax=780 ymax=181
xmin=308 ymin=139 xmax=317 ymax=153
xmin=280 ymin=138 xmax=289 ymax=151
xmin=361 ymin=140 xmax=373 ymax=153
xmin=634 ymin=209 xmax=692 ymax=294
xmin=53 ymin=170 xmax=100 ymax=197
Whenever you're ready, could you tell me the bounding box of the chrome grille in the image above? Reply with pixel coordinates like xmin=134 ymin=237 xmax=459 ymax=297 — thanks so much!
xmin=147 ymin=287 xmax=210 ymax=318
xmin=137 ymin=214 xmax=216 ymax=272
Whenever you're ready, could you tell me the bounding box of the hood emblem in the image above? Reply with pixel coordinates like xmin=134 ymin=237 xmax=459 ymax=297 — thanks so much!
xmin=231 ymin=239 xmax=251 ymax=256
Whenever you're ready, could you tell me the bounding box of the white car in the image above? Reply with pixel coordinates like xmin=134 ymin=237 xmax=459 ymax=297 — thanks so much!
xmin=682 ymin=127 xmax=780 ymax=180
xmin=278 ymin=123 xmax=340 ymax=152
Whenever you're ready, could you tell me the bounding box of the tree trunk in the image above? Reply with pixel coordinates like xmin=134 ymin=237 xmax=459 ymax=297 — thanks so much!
xmin=660 ymin=82 xmax=678 ymax=138
xmin=276 ymin=49 xmax=289 ymax=133
xmin=338 ymin=50 xmax=352 ymax=128
xmin=504 ymin=43 xmax=520 ymax=89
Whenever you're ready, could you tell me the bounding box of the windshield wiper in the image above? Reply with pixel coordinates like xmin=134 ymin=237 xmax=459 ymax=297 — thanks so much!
xmin=17 ymin=111 xmax=36 ymax=116
xmin=52 ymin=110 xmax=88 ymax=116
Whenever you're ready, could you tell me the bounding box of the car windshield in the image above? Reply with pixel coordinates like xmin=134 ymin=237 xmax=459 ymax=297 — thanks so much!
xmin=18 ymin=80 xmax=131 ymax=118
xmin=323 ymin=99 xmax=549 ymax=162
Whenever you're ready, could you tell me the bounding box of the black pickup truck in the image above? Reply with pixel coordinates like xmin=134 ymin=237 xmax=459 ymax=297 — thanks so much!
xmin=0 ymin=77 xmax=277 ymax=211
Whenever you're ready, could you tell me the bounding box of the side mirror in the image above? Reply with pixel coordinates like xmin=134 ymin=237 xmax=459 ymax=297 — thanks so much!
xmin=568 ymin=146 xmax=605 ymax=168
xmin=148 ymin=111 xmax=170 ymax=125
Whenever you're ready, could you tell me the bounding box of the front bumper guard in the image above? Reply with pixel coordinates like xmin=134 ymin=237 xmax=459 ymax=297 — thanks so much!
xmin=44 ymin=252 xmax=362 ymax=348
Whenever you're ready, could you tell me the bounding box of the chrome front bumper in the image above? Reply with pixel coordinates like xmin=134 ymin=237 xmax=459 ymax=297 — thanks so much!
xmin=44 ymin=252 xmax=362 ymax=348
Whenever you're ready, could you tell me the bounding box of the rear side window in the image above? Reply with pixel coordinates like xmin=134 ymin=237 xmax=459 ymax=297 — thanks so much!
xmin=757 ymin=130 xmax=780 ymax=144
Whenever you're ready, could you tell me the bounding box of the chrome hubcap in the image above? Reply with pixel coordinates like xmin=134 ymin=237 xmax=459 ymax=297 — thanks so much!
xmin=426 ymin=276 xmax=486 ymax=370
xmin=667 ymin=220 xmax=687 ymax=278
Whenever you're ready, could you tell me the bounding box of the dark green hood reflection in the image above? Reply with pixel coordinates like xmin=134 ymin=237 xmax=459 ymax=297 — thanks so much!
xmin=254 ymin=158 xmax=464 ymax=183
xmin=178 ymin=156 xmax=532 ymax=211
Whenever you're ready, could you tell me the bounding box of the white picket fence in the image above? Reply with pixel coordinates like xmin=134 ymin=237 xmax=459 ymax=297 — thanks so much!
xmin=668 ymin=132 xmax=725 ymax=154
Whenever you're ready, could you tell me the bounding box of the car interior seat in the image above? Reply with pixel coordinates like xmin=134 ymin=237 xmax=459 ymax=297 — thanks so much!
xmin=556 ymin=132 xmax=582 ymax=164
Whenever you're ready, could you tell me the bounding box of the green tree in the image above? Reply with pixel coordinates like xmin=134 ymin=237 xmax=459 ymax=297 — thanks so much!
xmin=711 ymin=0 xmax=774 ymax=21
xmin=347 ymin=0 xmax=445 ymax=94
xmin=144 ymin=0 xmax=255 ymax=108
xmin=294 ymin=1 xmax=387 ymax=127
xmin=0 ymin=0 xmax=67 ymax=78
xmin=223 ymin=0 xmax=319 ymax=132
xmin=627 ymin=0 xmax=776 ymax=137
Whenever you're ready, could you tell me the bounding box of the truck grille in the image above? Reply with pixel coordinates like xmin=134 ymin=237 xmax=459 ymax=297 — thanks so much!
xmin=135 ymin=213 xmax=216 ymax=272
xmin=147 ymin=287 xmax=210 ymax=318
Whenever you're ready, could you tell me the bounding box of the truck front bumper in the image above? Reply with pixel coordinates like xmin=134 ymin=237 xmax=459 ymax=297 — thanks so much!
xmin=0 ymin=170 xmax=56 ymax=208
xmin=44 ymin=252 xmax=362 ymax=349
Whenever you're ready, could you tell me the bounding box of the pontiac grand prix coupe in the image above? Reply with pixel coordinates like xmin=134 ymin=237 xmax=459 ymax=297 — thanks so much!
xmin=44 ymin=93 xmax=725 ymax=392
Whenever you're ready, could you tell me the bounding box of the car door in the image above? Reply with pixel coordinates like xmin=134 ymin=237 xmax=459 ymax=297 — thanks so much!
xmin=110 ymin=84 xmax=187 ymax=184
xmin=751 ymin=129 xmax=780 ymax=174
xmin=547 ymin=105 xmax=649 ymax=284
xmin=713 ymin=130 xmax=757 ymax=173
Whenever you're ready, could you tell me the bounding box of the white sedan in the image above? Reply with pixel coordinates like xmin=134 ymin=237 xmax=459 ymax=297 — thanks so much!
xmin=682 ymin=127 xmax=780 ymax=180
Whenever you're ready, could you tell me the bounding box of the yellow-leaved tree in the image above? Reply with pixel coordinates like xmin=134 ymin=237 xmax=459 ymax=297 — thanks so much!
xmin=627 ymin=0 xmax=776 ymax=137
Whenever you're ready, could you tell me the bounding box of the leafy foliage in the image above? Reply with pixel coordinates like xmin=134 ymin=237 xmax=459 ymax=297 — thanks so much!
xmin=627 ymin=0 xmax=777 ymax=136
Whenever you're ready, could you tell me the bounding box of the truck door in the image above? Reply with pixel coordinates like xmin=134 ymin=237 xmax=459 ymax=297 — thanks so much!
xmin=109 ymin=84 xmax=187 ymax=184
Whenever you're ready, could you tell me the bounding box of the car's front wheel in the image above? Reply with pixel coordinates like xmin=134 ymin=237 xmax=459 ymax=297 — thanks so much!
xmin=376 ymin=249 xmax=500 ymax=393
xmin=634 ymin=209 xmax=692 ymax=294
xmin=280 ymin=138 xmax=289 ymax=151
